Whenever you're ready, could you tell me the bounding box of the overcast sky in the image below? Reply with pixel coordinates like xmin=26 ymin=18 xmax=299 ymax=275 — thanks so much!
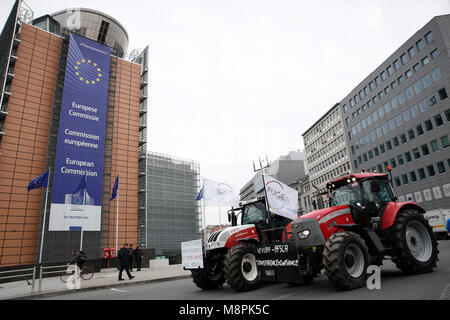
xmin=1 ymin=0 xmax=450 ymax=225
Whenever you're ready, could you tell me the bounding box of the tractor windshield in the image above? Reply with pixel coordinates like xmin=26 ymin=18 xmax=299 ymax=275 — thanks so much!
xmin=361 ymin=179 xmax=396 ymax=204
xmin=242 ymin=201 xmax=266 ymax=225
xmin=329 ymin=182 xmax=362 ymax=207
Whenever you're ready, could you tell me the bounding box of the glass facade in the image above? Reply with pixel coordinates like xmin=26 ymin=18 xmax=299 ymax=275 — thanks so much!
xmin=145 ymin=152 xmax=201 ymax=256
xmin=50 ymin=8 xmax=129 ymax=58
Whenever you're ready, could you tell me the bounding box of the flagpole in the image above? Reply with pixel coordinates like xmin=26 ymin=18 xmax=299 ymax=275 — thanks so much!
xmin=80 ymin=176 xmax=86 ymax=251
xmin=218 ymin=204 xmax=222 ymax=229
xmin=115 ymin=173 xmax=120 ymax=252
xmin=38 ymin=168 xmax=50 ymax=264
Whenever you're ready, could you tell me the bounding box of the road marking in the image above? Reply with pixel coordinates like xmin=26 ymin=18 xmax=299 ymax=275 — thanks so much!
xmin=110 ymin=288 xmax=128 ymax=293
xmin=439 ymin=284 xmax=450 ymax=300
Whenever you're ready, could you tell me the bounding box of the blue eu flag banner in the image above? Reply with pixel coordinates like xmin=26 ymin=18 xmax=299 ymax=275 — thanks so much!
xmin=73 ymin=174 xmax=87 ymax=194
xmin=110 ymin=174 xmax=119 ymax=201
xmin=195 ymin=187 xmax=203 ymax=200
xmin=27 ymin=170 xmax=49 ymax=192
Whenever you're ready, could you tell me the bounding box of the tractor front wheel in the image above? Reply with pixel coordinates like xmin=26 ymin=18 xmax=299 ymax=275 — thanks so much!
xmin=323 ymin=231 xmax=370 ymax=290
xmin=223 ymin=242 xmax=260 ymax=291
xmin=191 ymin=252 xmax=225 ymax=290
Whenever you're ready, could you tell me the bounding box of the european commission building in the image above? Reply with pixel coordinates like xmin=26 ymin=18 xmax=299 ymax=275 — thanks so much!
xmin=0 ymin=1 xmax=148 ymax=266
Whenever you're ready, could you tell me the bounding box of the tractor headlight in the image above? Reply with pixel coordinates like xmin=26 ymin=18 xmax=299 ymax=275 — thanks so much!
xmin=298 ymin=229 xmax=310 ymax=240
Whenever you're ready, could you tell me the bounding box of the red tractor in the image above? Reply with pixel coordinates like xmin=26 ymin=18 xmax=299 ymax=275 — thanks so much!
xmin=189 ymin=172 xmax=438 ymax=291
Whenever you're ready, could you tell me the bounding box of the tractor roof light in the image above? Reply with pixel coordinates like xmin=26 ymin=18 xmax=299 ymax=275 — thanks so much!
xmin=386 ymin=165 xmax=392 ymax=172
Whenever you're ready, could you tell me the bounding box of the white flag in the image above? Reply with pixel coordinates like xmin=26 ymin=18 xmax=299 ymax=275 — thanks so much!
xmin=264 ymin=175 xmax=298 ymax=220
xmin=203 ymin=178 xmax=239 ymax=207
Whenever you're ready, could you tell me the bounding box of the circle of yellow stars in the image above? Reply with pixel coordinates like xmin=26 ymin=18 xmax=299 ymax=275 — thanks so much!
xmin=74 ymin=59 xmax=102 ymax=85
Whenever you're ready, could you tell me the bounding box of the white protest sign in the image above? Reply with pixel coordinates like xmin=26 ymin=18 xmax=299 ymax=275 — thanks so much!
xmin=181 ymin=239 xmax=204 ymax=269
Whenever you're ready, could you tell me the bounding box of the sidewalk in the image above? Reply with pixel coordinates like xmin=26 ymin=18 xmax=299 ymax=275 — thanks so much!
xmin=0 ymin=264 xmax=191 ymax=300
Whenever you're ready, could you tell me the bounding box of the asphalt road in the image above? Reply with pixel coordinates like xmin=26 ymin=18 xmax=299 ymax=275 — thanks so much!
xmin=40 ymin=240 xmax=450 ymax=300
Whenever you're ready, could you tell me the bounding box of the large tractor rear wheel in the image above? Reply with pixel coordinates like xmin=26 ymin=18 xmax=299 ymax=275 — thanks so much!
xmin=323 ymin=231 xmax=370 ymax=290
xmin=191 ymin=252 xmax=225 ymax=290
xmin=390 ymin=208 xmax=438 ymax=274
xmin=223 ymin=242 xmax=260 ymax=291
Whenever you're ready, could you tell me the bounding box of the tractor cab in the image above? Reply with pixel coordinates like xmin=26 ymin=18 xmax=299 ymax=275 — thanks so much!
xmin=228 ymin=197 xmax=292 ymax=243
xmin=327 ymin=173 xmax=396 ymax=228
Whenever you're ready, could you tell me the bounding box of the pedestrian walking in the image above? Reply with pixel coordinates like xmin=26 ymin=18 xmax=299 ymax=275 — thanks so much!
xmin=118 ymin=243 xmax=134 ymax=281
xmin=134 ymin=245 xmax=143 ymax=271
xmin=128 ymin=243 xmax=135 ymax=271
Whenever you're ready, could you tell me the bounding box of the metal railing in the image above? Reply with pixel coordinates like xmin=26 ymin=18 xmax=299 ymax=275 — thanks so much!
xmin=38 ymin=264 xmax=68 ymax=292
xmin=0 ymin=266 xmax=37 ymax=293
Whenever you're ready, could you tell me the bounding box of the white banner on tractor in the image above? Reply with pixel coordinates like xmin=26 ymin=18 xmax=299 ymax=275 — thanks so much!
xmin=264 ymin=175 xmax=299 ymax=220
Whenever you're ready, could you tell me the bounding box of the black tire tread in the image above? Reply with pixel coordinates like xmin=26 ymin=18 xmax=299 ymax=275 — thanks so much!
xmin=223 ymin=242 xmax=259 ymax=291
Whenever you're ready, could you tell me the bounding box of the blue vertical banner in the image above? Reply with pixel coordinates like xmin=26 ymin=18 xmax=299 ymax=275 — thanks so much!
xmin=49 ymin=34 xmax=111 ymax=231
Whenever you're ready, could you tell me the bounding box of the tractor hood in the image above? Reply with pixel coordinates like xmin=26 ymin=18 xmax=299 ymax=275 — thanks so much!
xmin=206 ymin=224 xmax=258 ymax=250
xmin=298 ymin=205 xmax=350 ymax=222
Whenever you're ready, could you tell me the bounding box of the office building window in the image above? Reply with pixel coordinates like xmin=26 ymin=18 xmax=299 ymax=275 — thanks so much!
xmin=405 ymin=69 xmax=413 ymax=79
xmin=375 ymin=76 xmax=381 ymax=86
xmin=435 ymin=114 xmax=443 ymax=127
xmin=369 ymin=81 xmax=375 ymax=91
xmin=400 ymin=133 xmax=407 ymax=143
xmin=408 ymin=129 xmax=415 ymax=140
xmin=431 ymin=139 xmax=439 ymax=152
xmin=445 ymin=109 xmax=450 ymax=121
xmin=418 ymin=168 xmax=426 ymax=179
xmin=406 ymin=87 xmax=413 ymax=99
xmin=377 ymin=164 xmax=383 ymax=173
xmin=364 ymin=86 xmax=369 ymax=95
xmin=384 ymin=102 xmax=391 ymax=114
xmin=428 ymin=94 xmax=437 ymax=107
xmin=402 ymin=174 xmax=409 ymax=185
xmin=391 ymin=159 xmax=397 ymax=168
xmin=391 ymin=81 xmax=398 ymax=89
xmin=385 ymin=86 xmax=391 ymax=94
xmin=387 ymin=65 xmax=394 ymax=76
xmin=411 ymin=105 xmax=419 ymax=118
xmin=424 ymin=119 xmax=433 ymax=131
xmin=416 ymin=124 xmax=424 ymax=136
xmin=386 ymin=140 xmax=393 ymax=150
xmin=398 ymin=75 xmax=405 ymax=85
xmin=413 ymin=63 xmax=421 ymax=72
xmin=425 ymin=31 xmax=434 ymax=44
xmin=393 ymin=137 xmax=400 ymax=147
xmin=380 ymin=144 xmax=386 ymax=154
xmin=412 ymin=147 xmax=420 ymax=159
xmin=394 ymin=59 xmax=400 ymax=70
xmin=422 ymin=56 xmax=430 ymax=65
xmin=413 ymin=80 xmax=422 ymax=94
xmin=410 ymin=171 xmax=417 ymax=182
xmin=441 ymin=135 xmax=449 ymax=148
xmin=368 ymin=150 xmax=373 ymax=159
xmin=416 ymin=39 xmax=425 ymax=51
xmin=405 ymin=151 xmax=412 ymax=163
xmin=374 ymin=147 xmax=379 ymax=157
xmin=437 ymin=162 xmax=446 ymax=174
xmin=402 ymin=110 xmax=411 ymax=122
xmin=343 ymin=104 xmax=348 ymax=112
xmin=408 ymin=47 xmax=416 ymax=58
xmin=395 ymin=115 xmax=403 ymax=127
xmin=389 ymin=119 xmax=395 ymax=131
xmin=431 ymin=48 xmax=440 ymax=59
xmin=401 ymin=54 xmax=408 ymax=65
xmin=422 ymin=74 xmax=431 ymax=88
xmin=438 ymin=88 xmax=448 ymax=100
xmin=391 ymin=97 xmax=398 ymax=109
xmin=422 ymin=144 xmax=430 ymax=156
xmin=427 ymin=165 xmax=436 ymax=177
xmin=397 ymin=155 xmax=404 ymax=166
xmin=419 ymin=100 xmax=427 ymax=113
xmin=394 ymin=177 xmax=401 ymax=187
xmin=431 ymin=67 xmax=441 ymax=81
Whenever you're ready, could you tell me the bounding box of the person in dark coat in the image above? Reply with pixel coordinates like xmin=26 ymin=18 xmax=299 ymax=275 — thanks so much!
xmin=134 ymin=245 xmax=143 ymax=271
xmin=128 ymin=244 xmax=135 ymax=271
xmin=118 ymin=243 xmax=134 ymax=281
xmin=71 ymin=249 xmax=86 ymax=270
